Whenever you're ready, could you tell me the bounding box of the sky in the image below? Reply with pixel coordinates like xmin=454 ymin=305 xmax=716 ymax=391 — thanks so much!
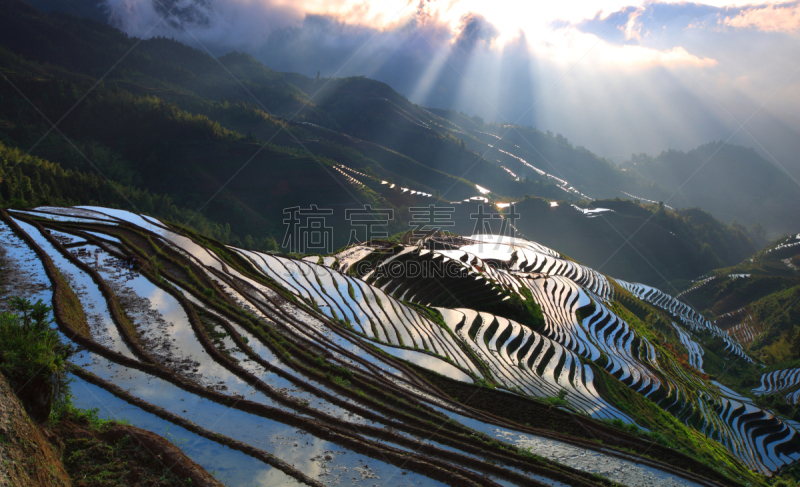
xmin=102 ymin=0 xmax=800 ymax=177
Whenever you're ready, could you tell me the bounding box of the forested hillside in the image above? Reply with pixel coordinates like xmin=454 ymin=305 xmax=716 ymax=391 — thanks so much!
xmin=621 ymin=143 xmax=800 ymax=236
xmin=2 ymin=1 xmax=800 ymax=485
xmin=0 ymin=0 xmax=768 ymax=286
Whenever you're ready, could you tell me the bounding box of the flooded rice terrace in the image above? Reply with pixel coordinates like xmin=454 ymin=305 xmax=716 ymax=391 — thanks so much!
xmin=0 ymin=207 xmax=751 ymax=486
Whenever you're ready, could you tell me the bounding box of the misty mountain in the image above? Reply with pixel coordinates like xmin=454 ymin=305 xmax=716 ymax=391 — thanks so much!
xmin=3 ymin=2 xmax=800 ymax=486
xmin=0 ymin=0 xmax=771 ymax=289
xmin=622 ymin=143 xmax=800 ymax=236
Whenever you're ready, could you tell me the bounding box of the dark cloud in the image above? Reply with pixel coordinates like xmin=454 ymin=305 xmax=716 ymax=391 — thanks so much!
xmin=153 ymin=0 xmax=213 ymax=30
xmin=454 ymin=13 xmax=500 ymax=49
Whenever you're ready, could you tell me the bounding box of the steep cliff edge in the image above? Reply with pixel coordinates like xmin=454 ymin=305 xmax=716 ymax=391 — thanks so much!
xmin=0 ymin=372 xmax=71 ymax=487
xmin=1 ymin=371 xmax=224 ymax=487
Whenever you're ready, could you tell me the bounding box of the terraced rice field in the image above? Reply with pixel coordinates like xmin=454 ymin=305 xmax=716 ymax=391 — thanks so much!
xmin=677 ymin=276 xmax=717 ymax=299
xmin=615 ymin=280 xmax=752 ymax=363
xmin=338 ymin=233 xmax=799 ymax=474
xmin=436 ymin=307 xmax=630 ymax=421
xmin=493 ymin=148 xmax=593 ymax=199
xmin=602 ymin=281 xmax=800 ymax=473
xmin=717 ymin=309 xmax=761 ymax=347
xmin=767 ymin=234 xmax=800 ymax=256
xmin=725 ymin=319 xmax=759 ymax=347
xmin=754 ymin=369 xmax=800 ymax=404
xmin=715 ymin=307 xmax=749 ymax=329
xmin=619 ymin=192 xmax=674 ymax=210
xmin=0 ymin=206 xmax=737 ymax=487
xmin=335 ymin=165 xmax=434 ymax=197
xmin=671 ymin=323 xmax=705 ymax=372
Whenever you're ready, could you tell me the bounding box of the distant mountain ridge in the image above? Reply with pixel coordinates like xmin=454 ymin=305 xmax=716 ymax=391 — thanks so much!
xmin=0 ymin=0 xmax=775 ymax=288
xmin=621 ymin=143 xmax=800 ymax=236
xmin=3 ymin=0 xmax=797 ymax=240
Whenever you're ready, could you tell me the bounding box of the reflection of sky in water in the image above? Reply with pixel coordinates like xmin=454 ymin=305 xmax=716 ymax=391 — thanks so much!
xmin=10 ymin=209 xmax=115 ymax=225
xmin=374 ymin=343 xmax=472 ymax=382
xmin=75 ymin=350 xmax=444 ymax=486
xmin=181 ymin=289 xmax=389 ymax=424
xmin=47 ymin=229 xmax=86 ymax=245
xmin=31 ymin=206 xmax=118 ymax=222
xmin=76 ymin=206 xmax=157 ymax=230
xmin=77 ymin=206 xmax=224 ymax=271
xmin=424 ymin=401 xmax=704 ymax=487
xmin=0 ymin=220 xmax=53 ymax=310
xmin=498 ymin=430 xmax=703 ymax=487
xmin=252 ymin=468 xmax=303 ymax=487
xmin=146 ymin=286 xmax=197 ymax=353
xmin=106 ymin=267 xmax=257 ymax=394
xmin=69 ymin=375 xmax=301 ymax=487
xmin=83 ymin=231 xmax=122 ymax=244
xmin=8 ymin=221 xmax=134 ymax=358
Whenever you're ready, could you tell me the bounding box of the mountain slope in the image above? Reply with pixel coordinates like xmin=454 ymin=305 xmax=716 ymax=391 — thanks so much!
xmin=675 ymin=232 xmax=800 ymax=367
xmin=439 ymin=197 xmax=762 ymax=288
xmin=0 ymin=0 xmax=771 ymax=285
xmin=622 ymin=143 xmax=800 ymax=236
xmin=3 ymin=0 xmax=795 ymax=243
xmin=337 ymin=231 xmax=800 ymax=476
xmin=1 ymin=204 xmax=768 ymax=486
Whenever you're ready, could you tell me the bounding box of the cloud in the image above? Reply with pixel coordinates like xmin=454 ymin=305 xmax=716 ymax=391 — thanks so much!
xmin=720 ymin=2 xmax=800 ymax=33
xmin=614 ymin=44 xmax=718 ymax=68
xmin=96 ymin=0 xmax=800 ymax=178
xmin=453 ymin=13 xmax=500 ymax=49
xmin=621 ymin=7 xmax=644 ymax=41
xmin=526 ymin=24 xmax=716 ymax=70
xmin=103 ymin=0 xmax=304 ymax=48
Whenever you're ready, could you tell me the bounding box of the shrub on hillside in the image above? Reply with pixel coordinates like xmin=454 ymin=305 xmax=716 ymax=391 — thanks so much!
xmin=0 ymin=297 xmax=73 ymax=421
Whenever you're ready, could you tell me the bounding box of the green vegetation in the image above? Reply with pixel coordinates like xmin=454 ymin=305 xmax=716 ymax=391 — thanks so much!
xmin=51 ymin=396 xmax=196 ymax=487
xmin=622 ymin=143 xmax=800 ymax=237
xmin=543 ymin=388 xmax=569 ymax=408
xmin=600 ymin=418 xmax=641 ymax=436
xmin=0 ymin=297 xmax=199 ymax=486
xmin=0 ymin=142 xmax=238 ymax=245
xmin=576 ymin=300 xmax=597 ymax=322
xmin=751 ymin=285 xmax=800 ymax=364
xmin=0 ymin=297 xmax=72 ymax=421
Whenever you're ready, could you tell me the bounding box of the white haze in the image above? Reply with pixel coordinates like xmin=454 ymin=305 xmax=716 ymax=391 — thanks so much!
xmin=102 ymin=0 xmax=800 ymax=179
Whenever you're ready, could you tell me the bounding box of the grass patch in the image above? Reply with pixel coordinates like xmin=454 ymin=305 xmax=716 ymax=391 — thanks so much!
xmin=543 ymin=388 xmax=569 ymax=408
xmin=52 ymin=396 xmax=195 ymax=487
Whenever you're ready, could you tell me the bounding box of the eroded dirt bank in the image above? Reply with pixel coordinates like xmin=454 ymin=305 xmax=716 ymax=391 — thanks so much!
xmin=0 ymin=373 xmax=72 ymax=487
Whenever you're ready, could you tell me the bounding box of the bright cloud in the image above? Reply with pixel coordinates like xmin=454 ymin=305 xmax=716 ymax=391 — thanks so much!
xmin=606 ymin=44 xmax=717 ymax=68
xmin=103 ymin=0 xmax=724 ymax=70
xmin=522 ymin=25 xmax=716 ymax=70
xmin=721 ymin=2 xmax=800 ymax=33
xmin=621 ymin=7 xmax=645 ymax=41
xmin=98 ymin=0 xmax=800 ymax=174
